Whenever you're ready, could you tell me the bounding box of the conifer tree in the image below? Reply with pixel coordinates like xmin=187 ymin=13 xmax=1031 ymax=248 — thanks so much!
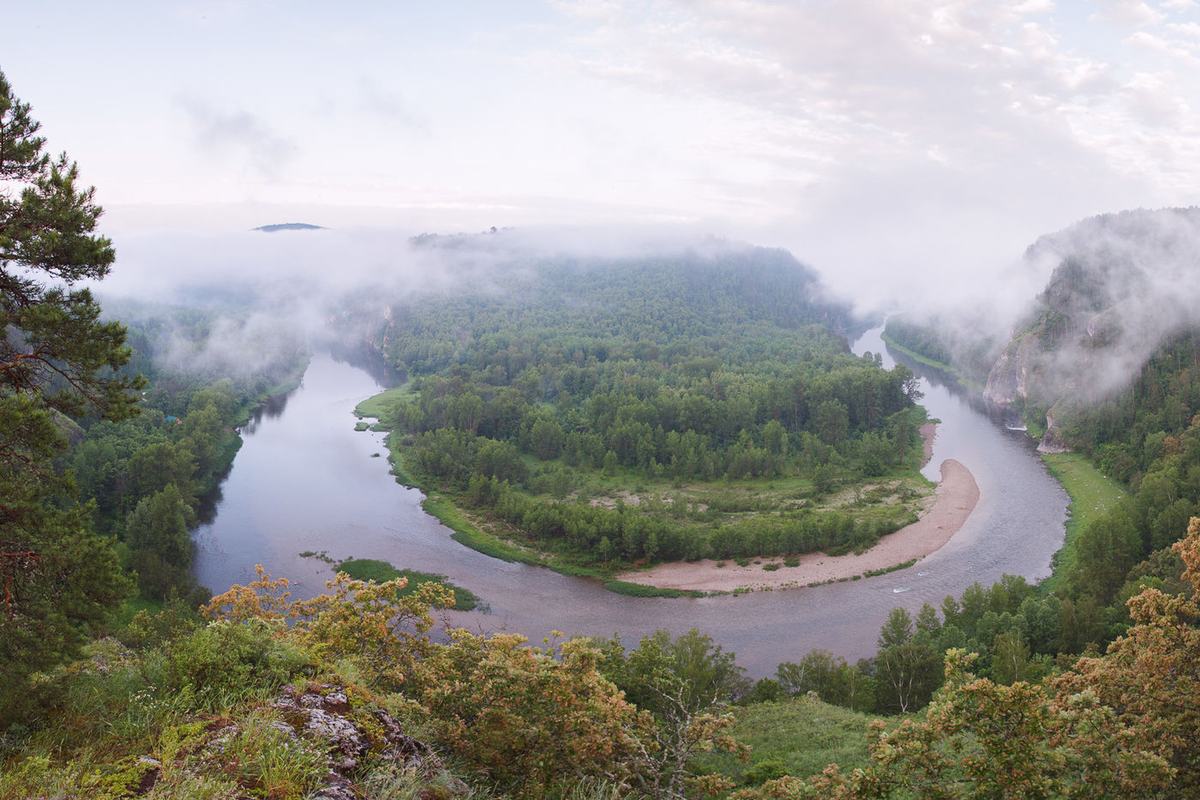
xmin=1 ymin=68 xmax=140 ymax=720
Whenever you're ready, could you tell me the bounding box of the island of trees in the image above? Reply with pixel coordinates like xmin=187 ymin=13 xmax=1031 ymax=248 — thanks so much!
xmin=351 ymin=238 xmax=930 ymax=582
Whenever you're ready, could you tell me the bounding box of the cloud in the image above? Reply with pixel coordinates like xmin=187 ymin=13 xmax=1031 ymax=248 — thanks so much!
xmin=176 ymin=96 xmax=299 ymax=179
xmin=523 ymin=0 xmax=1200 ymax=311
xmin=355 ymin=78 xmax=424 ymax=127
xmin=1090 ymin=0 xmax=1166 ymax=27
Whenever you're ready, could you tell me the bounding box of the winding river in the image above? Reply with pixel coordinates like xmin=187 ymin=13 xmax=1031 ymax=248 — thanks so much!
xmin=193 ymin=327 xmax=1068 ymax=675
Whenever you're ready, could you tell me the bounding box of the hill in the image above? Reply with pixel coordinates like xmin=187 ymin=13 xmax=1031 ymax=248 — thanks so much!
xmin=981 ymin=208 xmax=1200 ymax=440
xmin=252 ymin=222 xmax=325 ymax=232
xmin=340 ymin=233 xmax=931 ymax=578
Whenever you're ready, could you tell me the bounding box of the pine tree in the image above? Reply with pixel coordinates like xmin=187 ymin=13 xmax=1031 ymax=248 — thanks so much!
xmin=1 ymin=68 xmax=141 ymax=721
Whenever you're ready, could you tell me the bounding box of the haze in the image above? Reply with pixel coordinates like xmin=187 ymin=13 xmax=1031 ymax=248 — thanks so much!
xmin=4 ymin=0 xmax=1199 ymax=313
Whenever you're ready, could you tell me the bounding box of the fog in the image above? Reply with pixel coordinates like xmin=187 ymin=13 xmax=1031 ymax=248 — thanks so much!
xmin=88 ymin=207 xmax=1200 ymax=411
xmin=1017 ymin=208 xmax=1200 ymax=402
xmin=92 ymin=223 xmax=826 ymax=376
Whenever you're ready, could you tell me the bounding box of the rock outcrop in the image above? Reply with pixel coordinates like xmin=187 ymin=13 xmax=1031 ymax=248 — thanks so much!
xmin=128 ymin=683 xmax=463 ymax=799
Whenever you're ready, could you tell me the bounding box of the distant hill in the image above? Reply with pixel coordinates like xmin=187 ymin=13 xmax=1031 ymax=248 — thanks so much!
xmin=253 ymin=222 xmax=325 ymax=232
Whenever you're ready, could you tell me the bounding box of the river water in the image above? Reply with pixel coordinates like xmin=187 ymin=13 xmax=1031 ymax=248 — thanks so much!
xmin=193 ymin=328 xmax=1068 ymax=675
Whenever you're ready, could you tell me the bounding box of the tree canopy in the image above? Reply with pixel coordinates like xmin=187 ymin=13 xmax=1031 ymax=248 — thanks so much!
xmin=0 ymin=68 xmax=140 ymax=719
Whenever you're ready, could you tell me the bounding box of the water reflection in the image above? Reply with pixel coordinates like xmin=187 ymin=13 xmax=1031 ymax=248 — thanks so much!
xmin=193 ymin=334 xmax=1068 ymax=676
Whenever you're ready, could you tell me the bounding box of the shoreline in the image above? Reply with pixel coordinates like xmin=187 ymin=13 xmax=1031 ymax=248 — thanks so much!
xmin=613 ymin=456 xmax=979 ymax=593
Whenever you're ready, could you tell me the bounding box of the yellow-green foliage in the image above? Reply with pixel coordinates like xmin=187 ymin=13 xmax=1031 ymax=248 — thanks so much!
xmin=414 ymin=631 xmax=648 ymax=798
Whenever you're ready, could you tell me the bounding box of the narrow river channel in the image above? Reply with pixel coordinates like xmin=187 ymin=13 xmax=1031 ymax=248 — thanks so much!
xmin=193 ymin=328 xmax=1068 ymax=675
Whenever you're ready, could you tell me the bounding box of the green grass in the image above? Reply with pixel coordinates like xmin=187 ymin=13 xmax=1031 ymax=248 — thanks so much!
xmin=1024 ymin=413 xmax=1047 ymax=439
xmin=336 ymin=558 xmax=486 ymax=612
xmin=112 ymin=596 xmax=167 ymax=629
xmin=1040 ymin=451 xmax=1128 ymax=590
xmin=697 ymin=695 xmax=881 ymax=786
xmin=862 ymin=558 xmax=917 ymax=578
xmin=354 ymin=384 xmax=415 ymax=426
xmin=421 ymin=494 xmax=532 ymax=565
xmin=602 ymin=580 xmax=703 ymax=598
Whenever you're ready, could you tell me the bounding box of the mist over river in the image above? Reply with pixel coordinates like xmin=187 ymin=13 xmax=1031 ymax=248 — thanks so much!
xmin=193 ymin=327 xmax=1068 ymax=675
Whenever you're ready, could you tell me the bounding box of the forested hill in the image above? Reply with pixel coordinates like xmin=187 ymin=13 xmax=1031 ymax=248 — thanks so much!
xmin=982 ymin=207 xmax=1200 ymax=415
xmin=346 ymin=236 xmax=926 ymax=571
xmin=380 ymin=235 xmax=852 ymax=354
xmin=889 ymin=208 xmax=1200 ymax=652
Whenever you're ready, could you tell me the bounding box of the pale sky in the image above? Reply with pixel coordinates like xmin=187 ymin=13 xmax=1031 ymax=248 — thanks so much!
xmin=4 ymin=0 xmax=1199 ymax=310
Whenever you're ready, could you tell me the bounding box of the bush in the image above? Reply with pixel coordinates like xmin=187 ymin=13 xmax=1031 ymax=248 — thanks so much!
xmin=166 ymin=620 xmax=310 ymax=706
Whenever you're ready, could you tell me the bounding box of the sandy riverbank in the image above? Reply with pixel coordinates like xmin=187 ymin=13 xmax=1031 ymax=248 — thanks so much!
xmin=919 ymin=421 xmax=936 ymax=466
xmin=613 ymin=456 xmax=979 ymax=593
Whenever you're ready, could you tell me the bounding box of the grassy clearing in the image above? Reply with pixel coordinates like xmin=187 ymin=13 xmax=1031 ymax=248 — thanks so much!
xmin=1041 ymin=451 xmax=1128 ymax=589
xmin=421 ymin=494 xmax=532 ymax=565
xmin=602 ymin=580 xmax=705 ymax=598
xmin=354 ymin=384 xmax=415 ymax=427
xmin=336 ymin=558 xmax=486 ymax=612
xmin=697 ymin=695 xmax=881 ymax=786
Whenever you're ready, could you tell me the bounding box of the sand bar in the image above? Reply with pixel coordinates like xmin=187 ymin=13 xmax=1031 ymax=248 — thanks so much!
xmin=613 ymin=457 xmax=979 ymax=593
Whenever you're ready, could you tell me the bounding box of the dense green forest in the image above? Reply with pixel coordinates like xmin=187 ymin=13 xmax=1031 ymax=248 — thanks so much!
xmin=353 ymin=241 xmax=929 ymax=574
xmin=7 ymin=69 xmax=1200 ymax=799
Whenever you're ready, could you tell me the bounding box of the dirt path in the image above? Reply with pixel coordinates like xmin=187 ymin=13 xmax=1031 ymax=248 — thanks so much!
xmin=613 ymin=458 xmax=979 ymax=593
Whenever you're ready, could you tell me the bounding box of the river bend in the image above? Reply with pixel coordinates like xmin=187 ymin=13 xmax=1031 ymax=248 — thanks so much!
xmin=193 ymin=329 xmax=1068 ymax=675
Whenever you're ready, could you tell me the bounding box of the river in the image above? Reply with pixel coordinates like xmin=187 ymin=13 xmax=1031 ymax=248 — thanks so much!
xmin=193 ymin=327 xmax=1068 ymax=675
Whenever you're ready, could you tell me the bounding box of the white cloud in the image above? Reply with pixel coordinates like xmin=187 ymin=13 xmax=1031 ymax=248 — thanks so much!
xmin=1091 ymin=0 xmax=1167 ymax=27
xmin=176 ymin=96 xmax=299 ymax=180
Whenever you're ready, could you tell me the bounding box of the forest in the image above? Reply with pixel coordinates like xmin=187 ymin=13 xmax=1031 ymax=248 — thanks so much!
xmin=5 ymin=70 xmax=1200 ymax=799
xmin=355 ymin=243 xmax=929 ymax=573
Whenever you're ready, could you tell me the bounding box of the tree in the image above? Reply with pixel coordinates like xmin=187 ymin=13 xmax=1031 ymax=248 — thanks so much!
xmin=0 ymin=69 xmax=140 ymax=721
xmin=782 ymin=651 xmax=1171 ymax=800
xmin=873 ymin=607 xmax=942 ymax=713
xmin=1053 ymin=517 xmax=1200 ymax=792
xmin=125 ymin=484 xmax=195 ymax=599
xmin=595 ymin=629 xmax=750 ymax=798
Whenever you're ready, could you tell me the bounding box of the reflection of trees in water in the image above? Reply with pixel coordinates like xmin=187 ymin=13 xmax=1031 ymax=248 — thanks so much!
xmin=327 ymin=341 xmax=405 ymax=389
xmin=196 ymin=479 xmax=226 ymax=526
xmin=884 ymin=345 xmax=1023 ymax=431
xmin=258 ymin=392 xmax=292 ymax=421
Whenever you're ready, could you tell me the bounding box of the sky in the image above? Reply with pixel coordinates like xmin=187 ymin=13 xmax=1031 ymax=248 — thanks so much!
xmin=3 ymin=0 xmax=1199 ymax=311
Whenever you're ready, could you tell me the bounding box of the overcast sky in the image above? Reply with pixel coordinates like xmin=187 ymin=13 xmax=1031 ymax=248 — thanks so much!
xmin=3 ymin=0 xmax=1198 ymax=310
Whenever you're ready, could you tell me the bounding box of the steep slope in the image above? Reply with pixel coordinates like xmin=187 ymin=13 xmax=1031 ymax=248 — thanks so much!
xmin=982 ymin=208 xmax=1200 ymax=448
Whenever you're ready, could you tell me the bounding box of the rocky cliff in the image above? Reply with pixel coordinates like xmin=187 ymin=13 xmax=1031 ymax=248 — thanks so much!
xmin=981 ymin=208 xmax=1200 ymax=451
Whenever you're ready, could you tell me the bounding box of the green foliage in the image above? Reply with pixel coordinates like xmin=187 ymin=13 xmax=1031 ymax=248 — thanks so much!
xmin=335 ymin=557 xmax=485 ymax=611
xmin=597 ymin=628 xmax=749 ymax=717
xmin=355 ymin=245 xmax=928 ymax=572
xmin=602 ymin=580 xmax=692 ymax=598
xmin=882 ymin=314 xmax=997 ymax=387
xmin=698 ymin=694 xmax=880 ymax=785
xmin=775 ymin=650 xmax=875 ymax=712
xmin=0 ymin=69 xmax=142 ymax=725
xmin=164 ymin=619 xmax=311 ymax=706
xmin=1040 ymin=451 xmax=1128 ymax=591
xmin=415 ymin=632 xmax=646 ymax=798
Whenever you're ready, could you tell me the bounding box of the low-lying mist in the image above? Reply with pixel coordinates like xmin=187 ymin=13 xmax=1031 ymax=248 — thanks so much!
xmin=91 ymin=224 xmax=845 ymax=378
